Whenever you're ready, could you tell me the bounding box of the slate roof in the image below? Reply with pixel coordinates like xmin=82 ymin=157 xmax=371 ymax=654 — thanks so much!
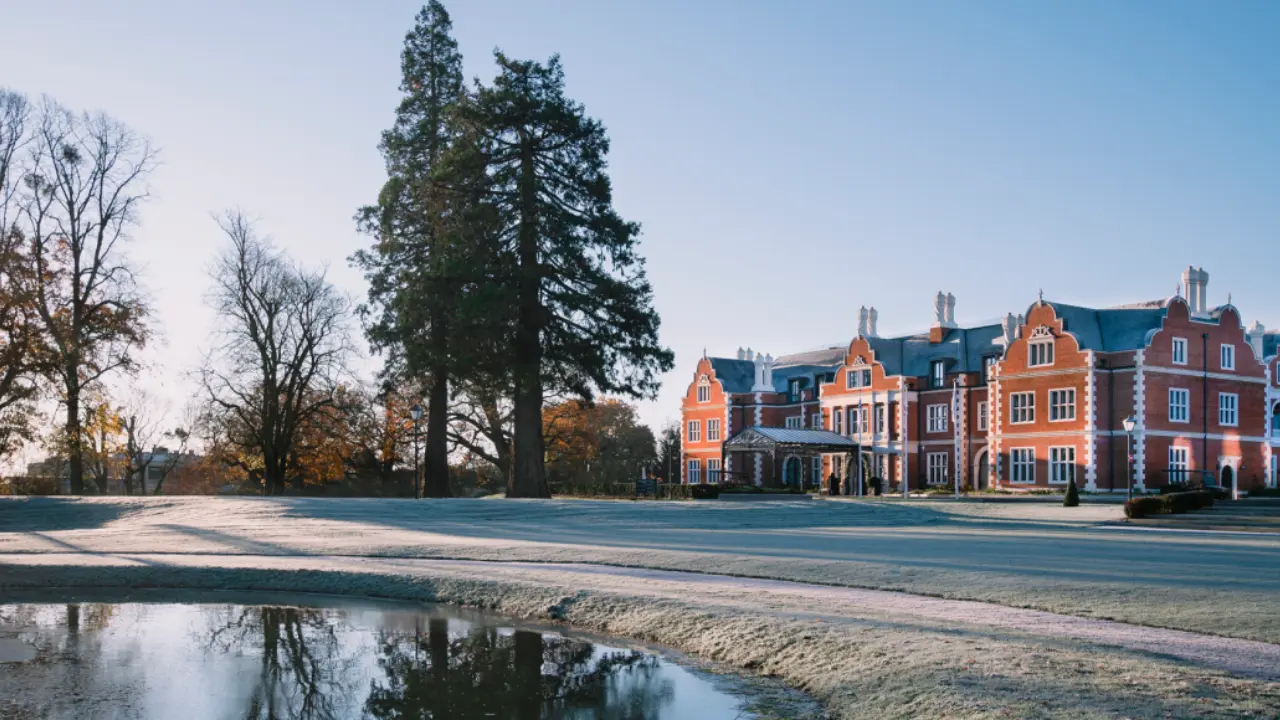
xmin=1042 ymin=301 xmax=1168 ymax=352
xmin=863 ymin=324 xmax=1005 ymax=378
xmin=723 ymin=426 xmax=859 ymax=449
xmin=707 ymin=346 xmax=845 ymax=394
xmin=707 ymin=358 xmax=756 ymax=394
xmin=1263 ymin=331 xmax=1280 ymax=360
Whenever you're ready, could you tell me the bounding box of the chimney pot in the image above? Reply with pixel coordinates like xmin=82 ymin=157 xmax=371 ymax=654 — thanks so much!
xmin=868 ymin=307 xmax=879 ymax=337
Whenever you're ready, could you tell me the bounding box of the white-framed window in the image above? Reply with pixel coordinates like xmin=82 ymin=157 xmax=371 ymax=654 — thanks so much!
xmin=846 ymin=369 xmax=859 ymax=389
xmin=977 ymin=401 xmax=989 ymax=431
xmin=1029 ymin=341 xmax=1054 ymax=368
xmin=1220 ymin=344 xmax=1235 ymax=371
xmin=1049 ymin=446 xmax=1075 ymax=485
xmin=1169 ymin=446 xmax=1189 ymax=484
xmin=1049 ymin=388 xmax=1076 ymax=422
xmin=1010 ymin=448 xmax=1035 ymax=484
xmin=697 ymin=376 xmax=711 ymax=403
xmin=686 ymin=459 xmax=701 ymax=484
xmin=861 ymin=369 xmax=872 ymax=387
xmin=930 ymin=360 xmax=946 ymax=389
xmin=846 ymin=406 xmax=856 ymax=435
xmin=1172 ymin=338 xmax=1187 ymax=366
xmin=833 ymin=407 xmax=844 ymax=434
xmin=1009 ymin=392 xmax=1035 ymax=424
xmin=706 ymin=458 xmax=721 ymax=484
xmin=687 ymin=420 xmax=701 ymax=442
xmin=927 ymin=452 xmax=949 ymax=484
xmin=706 ymin=418 xmax=721 ymax=442
xmin=1219 ymin=393 xmax=1238 ymax=427
xmin=1169 ymin=388 xmax=1190 ymax=423
xmin=811 ymin=459 xmax=821 ymax=487
xmin=811 ymin=412 xmax=821 ymax=429
xmin=875 ymin=404 xmax=887 ymax=435
xmin=789 ymin=379 xmax=802 ymax=402
xmin=927 ymin=404 xmax=948 ymax=433
xmin=785 ymin=415 xmax=802 ymax=429
xmin=857 ymin=406 xmax=869 ymax=434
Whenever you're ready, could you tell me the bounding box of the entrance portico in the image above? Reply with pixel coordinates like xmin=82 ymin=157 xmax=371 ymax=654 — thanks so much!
xmin=721 ymin=427 xmax=859 ymax=490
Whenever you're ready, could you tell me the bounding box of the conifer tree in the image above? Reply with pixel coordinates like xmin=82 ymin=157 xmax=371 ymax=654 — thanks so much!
xmin=353 ymin=1 xmax=464 ymax=498
xmin=461 ymin=54 xmax=673 ymax=498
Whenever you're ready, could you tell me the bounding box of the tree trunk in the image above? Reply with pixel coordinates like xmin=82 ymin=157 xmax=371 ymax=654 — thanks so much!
xmin=65 ymin=390 xmax=84 ymax=495
xmin=423 ymin=319 xmax=452 ymax=498
xmin=508 ymin=143 xmax=548 ymax=499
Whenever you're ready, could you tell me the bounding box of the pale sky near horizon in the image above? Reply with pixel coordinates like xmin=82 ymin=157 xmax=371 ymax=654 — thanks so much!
xmin=2 ymin=0 xmax=1278 ymax=453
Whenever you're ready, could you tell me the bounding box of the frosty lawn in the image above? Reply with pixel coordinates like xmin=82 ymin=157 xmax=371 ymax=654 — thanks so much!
xmin=2 ymin=496 xmax=1279 ymax=718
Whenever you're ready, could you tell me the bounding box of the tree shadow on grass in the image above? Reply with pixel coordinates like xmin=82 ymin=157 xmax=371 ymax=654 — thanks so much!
xmin=0 ymin=498 xmax=133 ymax=532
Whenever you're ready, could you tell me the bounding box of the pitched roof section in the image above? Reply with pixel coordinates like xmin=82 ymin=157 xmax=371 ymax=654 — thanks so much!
xmin=1263 ymin=331 xmax=1280 ymax=360
xmin=1043 ymin=301 xmax=1167 ymax=352
xmin=708 ymin=347 xmax=845 ymax=395
xmin=723 ymin=426 xmax=859 ymax=451
xmin=707 ymin=358 xmax=755 ymax=394
xmin=863 ymin=324 xmax=1005 ymax=378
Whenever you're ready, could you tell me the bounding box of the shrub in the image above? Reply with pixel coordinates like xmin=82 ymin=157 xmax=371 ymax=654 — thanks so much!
xmin=1160 ymin=483 xmax=1189 ymax=495
xmin=1063 ymin=478 xmax=1080 ymax=507
xmin=690 ymin=484 xmax=720 ymax=500
xmin=1125 ymin=490 xmax=1214 ymax=518
xmin=1124 ymin=496 xmax=1167 ymax=519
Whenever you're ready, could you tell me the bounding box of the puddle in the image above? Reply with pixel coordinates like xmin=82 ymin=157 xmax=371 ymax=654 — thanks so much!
xmin=0 ymin=588 xmax=820 ymax=719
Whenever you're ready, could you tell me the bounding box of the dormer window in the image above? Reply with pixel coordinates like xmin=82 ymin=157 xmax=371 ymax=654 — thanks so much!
xmin=846 ymin=369 xmax=859 ymax=389
xmin=789 ymin=379 xmax=802 ymax=403
xmin=982 ymin=356 xmax=998 ymax=384
xmin=696 ymin=376 xmax=711 ymax=403
xmin=1027 ymin=327 xmax=1055 ymax=368
xmin=930 ymin=360 xmax=946 ymax=389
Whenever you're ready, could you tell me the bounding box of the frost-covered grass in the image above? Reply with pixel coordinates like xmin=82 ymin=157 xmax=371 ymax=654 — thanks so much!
xmin=2 ymin=496 xmax=1279 ymax=718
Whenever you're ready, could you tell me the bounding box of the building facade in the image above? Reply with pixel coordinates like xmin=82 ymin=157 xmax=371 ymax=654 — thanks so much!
xmin=681 ymin=267 xmax=1280 ymax=494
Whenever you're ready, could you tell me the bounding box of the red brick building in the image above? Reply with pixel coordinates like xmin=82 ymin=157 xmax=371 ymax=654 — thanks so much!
xmin=681 ymin=267 xmax=1280 ymax=494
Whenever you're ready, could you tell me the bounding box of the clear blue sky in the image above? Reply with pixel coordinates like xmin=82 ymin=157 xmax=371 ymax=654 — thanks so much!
xmin=2 ymin=0 xmax=1277 ymax=438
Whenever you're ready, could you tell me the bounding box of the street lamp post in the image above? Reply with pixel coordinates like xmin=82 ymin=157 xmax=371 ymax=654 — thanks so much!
xmin=1122 ymin=415 xmax=1136 ymax=500
xmin=410 ymin=404 xmax=423 ymax=500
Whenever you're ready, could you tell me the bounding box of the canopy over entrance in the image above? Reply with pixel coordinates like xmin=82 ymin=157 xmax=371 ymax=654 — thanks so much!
xmin=722 ymin=426 xmax=859 ymax=454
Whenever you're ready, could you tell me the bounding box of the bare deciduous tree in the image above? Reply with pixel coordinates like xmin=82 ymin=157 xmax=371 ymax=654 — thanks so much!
xmin=15 ymin=96 xmax=155 ymax=493
xmin=0 ymin=89 xmax=46 ymax=459
xmin=199 ymin=212 xmax=353 ymax=495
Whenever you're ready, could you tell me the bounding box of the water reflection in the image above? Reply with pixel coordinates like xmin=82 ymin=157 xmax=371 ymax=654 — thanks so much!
xmin=0 ymin=596 xmax=774 ymax=720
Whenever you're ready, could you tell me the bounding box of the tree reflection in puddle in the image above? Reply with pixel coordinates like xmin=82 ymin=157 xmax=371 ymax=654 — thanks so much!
xmin=0 ymin=596 xmax=777 ymax=720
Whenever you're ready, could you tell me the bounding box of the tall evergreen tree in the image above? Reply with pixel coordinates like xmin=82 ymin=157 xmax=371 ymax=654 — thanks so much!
xmin=353 ymin=1 xmax=464 ymax=498
xmin=462 ymin=54 xmax=673 ymax=498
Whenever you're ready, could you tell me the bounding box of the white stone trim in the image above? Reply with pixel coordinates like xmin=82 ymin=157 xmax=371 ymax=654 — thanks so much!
xmin=1084 ymin=350 xmax=1098 ymax=490
xmin=1144 ymin=430 xmax=1268 ymax=442
xmin=898 ymin=376 xmax=909 ymax=496
xmin=1134 ymin=349 xmax=1147 ymax=491
xmin=1143 ymin=365 xmax=1267 ymax=385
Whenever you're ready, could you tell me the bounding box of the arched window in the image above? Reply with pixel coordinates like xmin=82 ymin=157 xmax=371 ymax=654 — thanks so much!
xmin=697 ymin=376 xmax=711 ymax=403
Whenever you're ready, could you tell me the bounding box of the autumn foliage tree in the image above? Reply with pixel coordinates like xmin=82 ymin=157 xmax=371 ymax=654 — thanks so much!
xmin=543 ymin=399 xmax=656 ymax=490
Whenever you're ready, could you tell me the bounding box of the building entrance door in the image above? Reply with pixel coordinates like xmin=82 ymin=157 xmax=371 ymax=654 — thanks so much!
xmin=975 ymin=451 xmax=989 ymax=491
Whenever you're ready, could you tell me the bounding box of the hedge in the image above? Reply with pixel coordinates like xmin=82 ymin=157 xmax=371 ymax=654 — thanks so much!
xmin=1124 ymin=490 xmax=1215 ymax=519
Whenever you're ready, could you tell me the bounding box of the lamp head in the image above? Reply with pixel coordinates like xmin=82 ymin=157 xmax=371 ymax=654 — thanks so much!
xmin=1122 ymin=415 xmax=1136 ymax=433
xmin=409 ymin=404 xmax=423 ymax=422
